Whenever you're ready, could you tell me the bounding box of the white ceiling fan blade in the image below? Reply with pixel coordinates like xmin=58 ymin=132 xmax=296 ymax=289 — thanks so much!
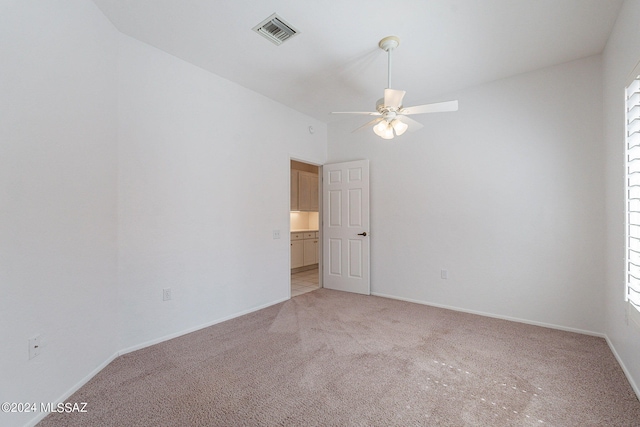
xmin=396 ymin=115 xmax=424 ymax=132
xmin=401 ymin=100 xmax=458 ymax=115
xmin=331 ymin=111 xmax=381 ymax=116
xmin=384 ymin=88 xmax=406 ymax=109
xmin=352 ymin=117 xmax=384 ymax=133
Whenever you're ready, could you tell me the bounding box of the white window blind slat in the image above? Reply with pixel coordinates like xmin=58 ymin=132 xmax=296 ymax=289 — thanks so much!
xmin=629 ymin=109 xmax=640 ymax=126
xmin=628 ymin=132 xmax=640 ymax=149
xmin=628 ymin=248 xmax=640 ymax=266
xmin=628 ymin=119 xmax=640 ymax=136
xmin=629 ymin=233 xmax=640 ymax=248
xmin=629 ymin=198 xmax=640 ymax=212
xmin=627 ymin=170 xmax=640 ymax=187
xmin=628 ymin=145 xmax=640 ymax=160
xmin=629 ymin=287 xmax=640 ymax=309
xmin=628 ymin=186 xmax=640 ymax=200
xmin=629 ymin=211 xmax=640 ymax=226
xmin=626 ymin=74 xmax=640 ymax=315
xmin=629 ymin=225 xmax=640 ymax=242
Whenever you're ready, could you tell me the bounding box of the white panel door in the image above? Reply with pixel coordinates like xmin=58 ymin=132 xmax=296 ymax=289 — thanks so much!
xmin=323 ymin=160 xmax=370 ymax=295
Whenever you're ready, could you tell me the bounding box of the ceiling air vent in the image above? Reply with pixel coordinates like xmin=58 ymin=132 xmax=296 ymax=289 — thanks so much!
xmin=252 ymin=13 xmax=299 ymax=46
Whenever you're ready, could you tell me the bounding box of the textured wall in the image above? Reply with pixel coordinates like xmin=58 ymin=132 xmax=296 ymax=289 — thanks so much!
xmin=0 ymin=1 xmax=119 ymax=426
xmin=328 ymin=55 xmax=605 ymax=333
xmin=603 ymin=0 xmax=640 ymax=398
xmin=116 ymin=33 xmax=327 ymax=351
xmin=0 ymin=1 xmax=327 ymax=426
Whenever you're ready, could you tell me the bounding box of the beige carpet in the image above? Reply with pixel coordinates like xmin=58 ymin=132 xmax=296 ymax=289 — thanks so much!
xmin=39 ymin=289 xmax=640 ymax=426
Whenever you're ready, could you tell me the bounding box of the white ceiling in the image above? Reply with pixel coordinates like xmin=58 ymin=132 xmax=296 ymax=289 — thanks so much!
xmin=91 ymin=0 xmax=623 ymax=124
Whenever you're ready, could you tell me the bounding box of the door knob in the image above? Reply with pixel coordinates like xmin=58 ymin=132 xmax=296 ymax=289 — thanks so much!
xmin=357 ymin=232 xmax=367 ymax=236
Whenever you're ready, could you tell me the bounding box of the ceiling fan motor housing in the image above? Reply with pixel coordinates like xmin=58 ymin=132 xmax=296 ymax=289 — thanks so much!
xmin=376 ymin=98 xmax=399 ymax=122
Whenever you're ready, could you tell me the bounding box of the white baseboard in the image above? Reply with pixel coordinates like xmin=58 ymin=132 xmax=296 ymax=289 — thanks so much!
xmin=371 ymin=292 xmax=605 ymax=337
xmin=604 ymin=335 xmax=640 ymax=401
xmin=372 ymin=292 xmax=640 ymax=401
xmin=119 ymin=296 xmax=290 ymax=355
xmin=24 ymin=351 xmax=120 ymax=427
xmin=23 ymin=296 xmax=289 ymax=427
xmin=23 ymin=293 xmax=639 ymax=427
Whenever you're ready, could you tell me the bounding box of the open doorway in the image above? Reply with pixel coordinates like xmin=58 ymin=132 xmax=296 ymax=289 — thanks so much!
xmin=290 ymin=159 xmax=321 ymax=297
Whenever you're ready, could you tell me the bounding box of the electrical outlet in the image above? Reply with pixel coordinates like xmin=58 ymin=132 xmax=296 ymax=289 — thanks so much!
xmin=273 ymin=230 xmax=281 ymax=239
xmin=163 ymin=288 xmax=172 ymax=301
xmin=29 ymin=335 xmax=41 ymax=360
xmin=441 ymin=269 xmax=448 ymax=280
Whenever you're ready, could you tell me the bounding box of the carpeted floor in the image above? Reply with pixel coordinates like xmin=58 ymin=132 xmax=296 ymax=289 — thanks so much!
xmin=39 ymin=289 xmax=640 ymax=426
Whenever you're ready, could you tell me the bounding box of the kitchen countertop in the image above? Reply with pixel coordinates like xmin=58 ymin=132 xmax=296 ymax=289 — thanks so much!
xmin=291 ymin=229 xmax=319 ymax=232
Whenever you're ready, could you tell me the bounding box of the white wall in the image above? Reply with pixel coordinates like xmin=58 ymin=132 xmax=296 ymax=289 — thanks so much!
xmin=0 ymin=1 xmax=119 ymax=426
xmin=1 ymin=1 xmax=327 ymax=426
xmin=603 ymin=0 xmax=640 ymax=395
xmin=116 ymin=34 xmax=327 ymax=351
xmin=328 ymin=55 xmax=606 ymax=333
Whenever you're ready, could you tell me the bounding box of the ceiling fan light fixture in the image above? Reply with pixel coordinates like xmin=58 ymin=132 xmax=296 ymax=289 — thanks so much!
xmin=373 ymin=121 xmax=394 ymax=139
xmin=391 ymin=119 xmax=408 ymax=136
xmin=373 ymin=120 xmax=386 ymax=136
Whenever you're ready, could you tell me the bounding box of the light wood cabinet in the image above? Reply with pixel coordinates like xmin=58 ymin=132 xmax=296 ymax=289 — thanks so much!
xmin=291 ymin=231 xmax=319 ymax=269
xmin=291 ymin=170 xmax=318 ymax=212
xmin=303 ymin=237 xmax=318 ymax=266
xmin=291 ymin=235 xmax=304 ymax=268
xmin=309 ymin=174 xmax=319 ymax=211
xmin=290 ymin=170 xmax=299 ymax=211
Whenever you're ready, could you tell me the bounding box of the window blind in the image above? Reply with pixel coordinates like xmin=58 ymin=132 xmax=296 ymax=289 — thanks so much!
xmin=626 ymin=74 xmax=640 ymax=314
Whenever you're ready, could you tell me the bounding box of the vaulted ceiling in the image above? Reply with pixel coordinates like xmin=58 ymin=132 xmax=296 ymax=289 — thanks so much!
xmin=91 ymin=0 xmax=623 ymax=123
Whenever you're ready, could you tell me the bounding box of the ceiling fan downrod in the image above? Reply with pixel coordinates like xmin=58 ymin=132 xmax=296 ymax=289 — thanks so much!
xmin=379 ymin=36 xmax=400 ymax=89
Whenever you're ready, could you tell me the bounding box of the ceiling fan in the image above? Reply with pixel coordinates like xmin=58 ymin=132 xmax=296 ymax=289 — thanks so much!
xmin=332 ymin=36 xmax=458 ymax=140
